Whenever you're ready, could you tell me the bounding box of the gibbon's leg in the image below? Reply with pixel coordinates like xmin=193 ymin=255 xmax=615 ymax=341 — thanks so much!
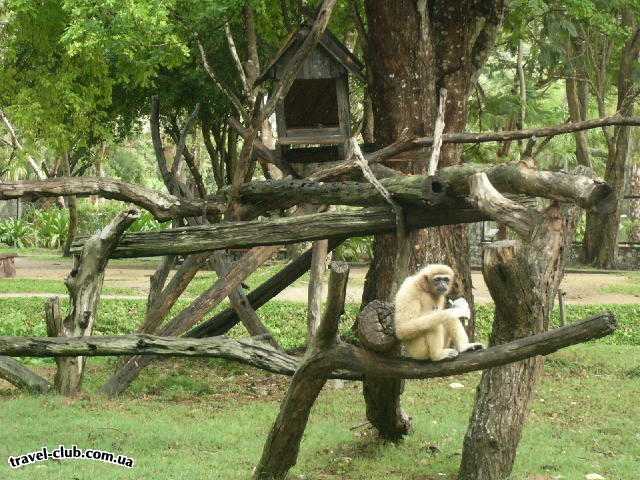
xmin=396 ymin=310 xmax=458 ymax=340
xmin=444 ymin=317 xmax=484 ymax=353
xmin=426 ymin=324 xmax=458 ymax=361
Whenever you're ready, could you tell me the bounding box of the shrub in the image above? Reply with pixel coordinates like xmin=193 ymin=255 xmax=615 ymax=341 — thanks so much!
xmin=334 ymin=236 xmax=373 ymax=263
xmin=30 ymin=208 xmax=69 ymax=248
xmin=0 ymin=218 xmax=36 ymax=248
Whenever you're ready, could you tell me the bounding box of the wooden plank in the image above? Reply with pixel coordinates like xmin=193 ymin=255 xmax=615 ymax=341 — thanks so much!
xmin=335 ymin=75 xmax=351 ymax=139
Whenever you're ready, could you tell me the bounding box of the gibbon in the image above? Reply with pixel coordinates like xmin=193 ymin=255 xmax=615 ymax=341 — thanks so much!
xmin=394 ymin=264 xmax=484 ymax=361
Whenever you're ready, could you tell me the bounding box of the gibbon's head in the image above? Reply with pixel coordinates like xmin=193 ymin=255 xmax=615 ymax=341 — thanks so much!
xmin=418 ymin=264 xmax=455 ymax=297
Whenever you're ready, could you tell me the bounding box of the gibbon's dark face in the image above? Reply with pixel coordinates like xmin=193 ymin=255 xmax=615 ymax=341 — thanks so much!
xmin=431 ymin=275 xmax=451 ymax=296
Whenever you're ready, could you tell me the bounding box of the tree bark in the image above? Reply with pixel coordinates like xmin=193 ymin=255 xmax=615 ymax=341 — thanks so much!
xmin=583 ymin=14 xmax=640 ymax=267
xmin=51 ymin=210 xmax=139 ymax=395
xmin=71 ymin=206 xmax=489 ymax=258
xmin=459 ymin=185 xmax=579 ymax=478
xmin=0 ymin=356 xmax=50 ymax=393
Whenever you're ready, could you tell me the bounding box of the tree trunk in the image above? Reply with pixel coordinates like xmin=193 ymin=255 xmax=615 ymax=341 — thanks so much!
xmin=360 ymin=0 xmax=505 ymax=440
xmin=459 ymin=200 xmax=578 ymax=479
xmin=583 ymin=12 xmax=640 ymax=267
xmin=62 ymin=194 xmax=78 ymax=257
xmin=51 ymin=210 xmax=139 ymax=395
xmin=629 ymin=163 xmax=640 ymax=242
xmin=62 ymin=154 xmax=78 ymax=257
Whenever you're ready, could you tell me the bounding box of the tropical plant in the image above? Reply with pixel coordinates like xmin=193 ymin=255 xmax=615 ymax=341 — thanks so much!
xmin=30 ymin=208 xmax=69 ymax=248
xmin=334 ymin=236 xmax=374 ymax=263
xmin=0 ymin=218 xmax=36 ymax=248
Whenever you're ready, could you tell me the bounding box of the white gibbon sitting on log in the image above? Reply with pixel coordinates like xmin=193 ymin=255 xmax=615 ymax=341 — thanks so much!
xmin=394 ymin=264 xmax=484 ymax=361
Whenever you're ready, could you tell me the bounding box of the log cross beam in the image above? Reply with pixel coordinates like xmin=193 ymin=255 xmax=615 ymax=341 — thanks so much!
xmin=0 ymin=313 xmax=616 ymax=380
xmin=71 ymin=164 xmax=614 ymax=258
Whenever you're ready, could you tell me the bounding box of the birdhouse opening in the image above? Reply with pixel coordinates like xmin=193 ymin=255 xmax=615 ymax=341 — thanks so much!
xmin=284 ymin=79 xmax=339 ymax=129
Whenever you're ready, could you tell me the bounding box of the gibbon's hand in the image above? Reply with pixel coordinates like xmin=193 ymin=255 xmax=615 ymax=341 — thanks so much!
xmin=449 ymin=297 xmax=471 ymax=319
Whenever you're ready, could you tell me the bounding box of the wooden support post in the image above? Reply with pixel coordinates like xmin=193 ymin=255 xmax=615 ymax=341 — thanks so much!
xmin=558 ymin=289 xmax=566 ymax=327
xmin=253 ymin=262 xmax=349 ymax=480
xmin=52 ymin=209 xmax=139 ymax=395
xmin=459 ymin=173 xmax=579 ymax=480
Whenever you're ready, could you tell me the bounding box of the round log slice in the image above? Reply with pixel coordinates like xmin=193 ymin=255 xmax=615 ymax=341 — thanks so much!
xmin=356 ymin=300 xmax=399 ymax=353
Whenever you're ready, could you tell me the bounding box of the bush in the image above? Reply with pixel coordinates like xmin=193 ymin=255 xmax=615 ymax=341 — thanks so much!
xmin=334 ymin=236 xmax=373 ymax=263
xmin=0 ymin=218 xmax=36 ymax=248
xmin=30 ymin=208 xmax=69 ymax=248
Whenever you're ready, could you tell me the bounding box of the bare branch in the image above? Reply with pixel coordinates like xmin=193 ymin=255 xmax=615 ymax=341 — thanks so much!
xmin=0 ymin=314 xmax=616 ymax=381
xmin=197 ymin=39 xmax=248 ymax=119
xmin=0 ymin=177 xmax=224 ymax=221
xmin=427 ymin=88 xmax=447 ymax=175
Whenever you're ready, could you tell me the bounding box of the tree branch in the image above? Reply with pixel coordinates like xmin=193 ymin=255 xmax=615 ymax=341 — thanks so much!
xmin=309 ymin=116 xmax=640 ymax=181
xmin=0 ymin=177 xmax=224 ymax=221
xmin=0 ymin=314 xmax=616 ymax=380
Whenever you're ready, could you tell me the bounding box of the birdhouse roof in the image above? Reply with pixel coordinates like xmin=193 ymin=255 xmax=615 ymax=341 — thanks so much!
xmin=257 ymin=24 xmax=366 ymax=84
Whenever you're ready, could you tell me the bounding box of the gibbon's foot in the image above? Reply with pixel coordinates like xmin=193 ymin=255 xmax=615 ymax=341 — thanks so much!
xmin=433 ymin=348 xmax=459 ymax=361
xmin=461 ymin=342 xmax=484 ymax=352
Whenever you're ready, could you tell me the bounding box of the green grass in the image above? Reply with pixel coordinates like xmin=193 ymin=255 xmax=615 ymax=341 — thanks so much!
xmin=600 ymin=272 xmax=640 ymax=296
xmin=0 ymin=343 xmax=638 ymax=479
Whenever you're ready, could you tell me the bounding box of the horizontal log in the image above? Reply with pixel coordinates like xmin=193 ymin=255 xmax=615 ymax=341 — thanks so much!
xmin=71 ymin=206 xmax=487 ymax=258
xmin=222 ymin=163 xmax=613 ymax=213
xmin=0 ymin=313 xmax=616 ymax=380
xmin=0 ymin=177 xmax=225 ymax=221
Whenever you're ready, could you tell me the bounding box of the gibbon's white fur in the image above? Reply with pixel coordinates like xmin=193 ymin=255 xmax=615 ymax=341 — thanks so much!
xmin=394 ymin=264 xmax=483 ymax=361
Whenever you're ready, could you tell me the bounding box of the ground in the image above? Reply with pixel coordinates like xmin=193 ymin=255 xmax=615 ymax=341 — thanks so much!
xmin=0 ymin=250 xmax=638 ymax=479
xmin=4 ymin=253 xmax=640 ymax=305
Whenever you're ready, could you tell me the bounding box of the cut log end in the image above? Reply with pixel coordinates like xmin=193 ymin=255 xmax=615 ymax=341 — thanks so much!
xmin=356 ymin=300 xmax=398 ymax=353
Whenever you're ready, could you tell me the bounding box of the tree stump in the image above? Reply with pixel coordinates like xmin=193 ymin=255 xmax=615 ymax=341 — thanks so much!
xmin=356 ymin=300 xmax=398 ymax=353
xmin=0 ymin=254 xmax=17 ymax=278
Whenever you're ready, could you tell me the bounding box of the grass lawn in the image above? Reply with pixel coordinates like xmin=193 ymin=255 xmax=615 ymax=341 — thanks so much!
xmin=0 ymin=274 xmax=638 ymax=479
xmin=0 ymin=343 xmax=638 ymax=480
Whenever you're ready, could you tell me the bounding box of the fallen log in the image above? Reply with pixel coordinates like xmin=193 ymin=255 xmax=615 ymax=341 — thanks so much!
xmin=71 ymin=206 xmax=487 ymax=258
xmin=0 ymin=313 xmax=616 ymax=380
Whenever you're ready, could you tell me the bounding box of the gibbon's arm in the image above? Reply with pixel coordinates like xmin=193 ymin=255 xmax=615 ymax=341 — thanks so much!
xmin=395 ymin=307 xmax=458 ymax=340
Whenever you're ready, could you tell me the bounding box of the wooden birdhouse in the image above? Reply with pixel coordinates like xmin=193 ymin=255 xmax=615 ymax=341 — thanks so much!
xmin=259 ymin=25 xmax=365 ymax=148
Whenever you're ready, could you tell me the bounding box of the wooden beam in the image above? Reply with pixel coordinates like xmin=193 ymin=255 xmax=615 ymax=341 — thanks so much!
xmin=71 ymin=206 xmax=487 ymax=258
xmin=0 ymin=313 xmax=616 ymax=380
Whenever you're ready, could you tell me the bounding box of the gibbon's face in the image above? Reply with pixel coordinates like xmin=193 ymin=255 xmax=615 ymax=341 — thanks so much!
xmin=430 ymin=275 xmax=451 ymax=296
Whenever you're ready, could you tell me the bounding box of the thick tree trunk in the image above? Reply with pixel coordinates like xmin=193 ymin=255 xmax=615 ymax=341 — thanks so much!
xmin=459 ymin=197 xmax=578 ymax=478
xmin=360 ymin=0 xmax=505 ymax=441
xmin=583 ymin=13 xmax=640 ymax=267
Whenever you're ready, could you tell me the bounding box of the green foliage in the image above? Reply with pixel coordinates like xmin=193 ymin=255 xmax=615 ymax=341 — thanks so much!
xmin=334 ymin=236 xmax=374 ymax=263
xmin=27 ymin=208 xmax=70 ymax=248
xmin=474 ymin=303 xmax=640 ymax=346
xmin=0 ymin=218 xmax=35 ymax=248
